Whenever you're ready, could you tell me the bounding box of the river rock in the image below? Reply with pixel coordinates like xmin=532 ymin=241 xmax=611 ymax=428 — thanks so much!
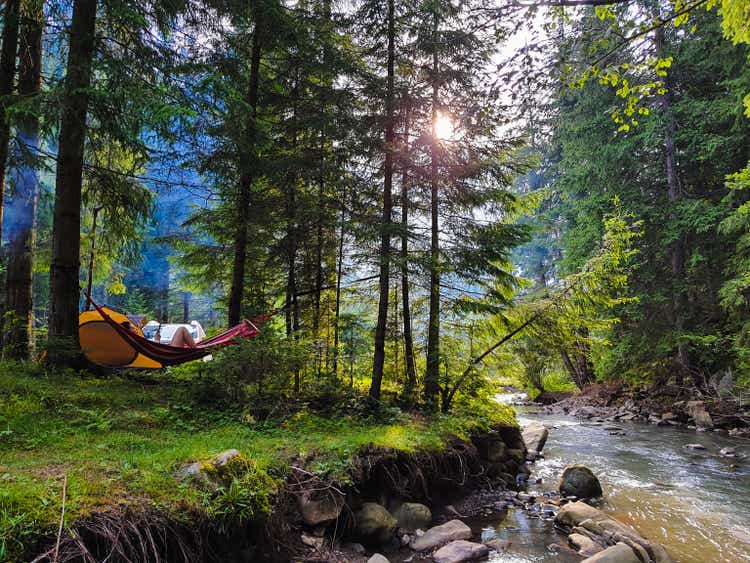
xmin=392 ymin=502 xmax=432 ymax=531
xmin=367 ymin=555 xmax=390 ymax=563
xmin=522 ymin=422 xmax=549 ymax=453
xmin=568 ymin=533 xmax=603 ymax=556
xmin=559 ymin=465 xmax=603 ymax=499
xmin=580 ymin=542 xmax=641 ymax=563
xmin=574 ymin=406 xmax=599 ymax=419
xmin=556 ymin=501 xmax=601 ymax=528
xmin=556 ymin=502 xmax=674 ymax=563
xmin=410 ymin=520 xmax=472 ymax=552
xmin=356 ymin=503 xmax=397 ymax=545
xmin=719 ymin=447 xmax=736 ymax=457
xmin=433 ymin=540 xmax=489 ymax=563
xmin=485 ymin=538 xmax=510 ymax=551
xmin=686 ymin=400 xmax=714 ymax=429
xmin=297 ymin=489 xmax=345 ymax=526
xmin=526 ymin=449 xmax=541 ymax=461
xmin=684 ymin=443 xmax=706 ymax=451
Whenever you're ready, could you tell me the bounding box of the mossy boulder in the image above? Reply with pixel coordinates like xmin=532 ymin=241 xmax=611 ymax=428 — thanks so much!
xmin=177 ymin=448 xmax=245 ymax=489
xmin=355 ymin=502 xmax=397 ymax=545
xmin=297 ymin=489 xmax=345 ymax=526
xmin=559 ymin=465 xmax=603 ymax=499
xmin=392 ymin=502 xmax=432 ymax=531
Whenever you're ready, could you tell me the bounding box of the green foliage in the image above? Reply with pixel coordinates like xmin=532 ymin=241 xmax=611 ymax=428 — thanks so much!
xmin=532 ymin=9 xmax=750 ymax=384
xmin=0 ymin=506 xmax=37 ymax=563
xmin=201 ymin=454 xmax=277 ymax=534
xmin=718 ymin=163 xmax=750 ymax=375
xmin=175 ymin=330 xmax=308 ymax=409
xmin=706 ymin=0 xmax=750 ymax=45
xmin=483 ymin=202 xmax=639 ymax=389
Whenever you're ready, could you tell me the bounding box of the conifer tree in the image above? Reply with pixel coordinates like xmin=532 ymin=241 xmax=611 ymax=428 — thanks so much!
xmin=3 ymin=0 xmax=43 ymax=359
xmin=0 ymin=0 xmax=21 ymax=244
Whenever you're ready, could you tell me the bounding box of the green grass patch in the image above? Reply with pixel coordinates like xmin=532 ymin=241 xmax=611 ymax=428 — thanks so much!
xmin=0 ymin=362 xmax=515 ymax=561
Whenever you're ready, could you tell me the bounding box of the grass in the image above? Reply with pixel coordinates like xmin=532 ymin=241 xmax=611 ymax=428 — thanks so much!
xmin=0 ymin=362 xmax=515 ymax=560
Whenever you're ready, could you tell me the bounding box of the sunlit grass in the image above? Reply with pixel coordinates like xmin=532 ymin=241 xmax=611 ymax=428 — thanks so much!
xmin=0 ymin=362 xmax=515 ymax=559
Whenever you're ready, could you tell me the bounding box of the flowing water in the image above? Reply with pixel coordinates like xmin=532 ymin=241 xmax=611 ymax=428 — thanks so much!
xmin=482 ymin=393 xmax=750 ymax=563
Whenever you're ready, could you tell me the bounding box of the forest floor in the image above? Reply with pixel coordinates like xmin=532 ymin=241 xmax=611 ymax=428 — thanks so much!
xmin=0 ymin=363 xmax=515 ymax=560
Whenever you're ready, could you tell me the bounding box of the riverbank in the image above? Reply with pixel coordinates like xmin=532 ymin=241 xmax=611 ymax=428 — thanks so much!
xmin=535 ymin=382 xmax=750 ymax=438
xmin=0 ymin=365 xmax=518 ymax=561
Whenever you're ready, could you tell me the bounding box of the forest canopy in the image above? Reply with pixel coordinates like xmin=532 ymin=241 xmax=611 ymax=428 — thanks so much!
xmin=0 ymin=0 xmax=748 ymax=406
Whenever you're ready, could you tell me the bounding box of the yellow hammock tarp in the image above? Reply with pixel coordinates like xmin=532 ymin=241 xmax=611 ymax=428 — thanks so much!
xmin=79 ymin=307 xmax=163 ymax=369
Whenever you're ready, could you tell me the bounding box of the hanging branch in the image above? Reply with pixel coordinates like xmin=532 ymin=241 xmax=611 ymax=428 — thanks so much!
xmin=443 ymin=281 xmax=578 ymax=410
xmin=443 ymin=211 xmax=639 ymax=411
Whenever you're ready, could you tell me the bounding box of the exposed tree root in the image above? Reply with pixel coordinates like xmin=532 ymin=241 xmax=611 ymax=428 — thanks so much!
xmin=31 ymin=507 xmax=208 ymax=563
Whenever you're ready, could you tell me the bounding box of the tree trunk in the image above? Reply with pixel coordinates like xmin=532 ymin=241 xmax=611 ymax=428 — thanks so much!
xmin=332 ymin=196 xmax=345 ymax=378
xmin=561 ymin=349 xmax=593 ymax=389
xmin=392 ymin=285 xmax=400 ymax=376
xmin=228 ymin=25 xmax=262 ymax=326
xmin=314 ymin=148 xmax=324 ymax=376
xmin=3 ymin=5 xmax=41 ymax=359
xmin=654 ymin=25 xmax=690 ymax=383
xmin=48 ymin=0 xmax=98 ymax=365
xmin=0 ymin=0 xmax=21 ymax=246
xmin=182 ymin=291 xmax=190 ymax=323
xmin=369 ymin=0 xmax=395 ymax=401
xmin=424 ymin=5 xmax=441 ymax=408
xmin=285 ymin=68 xmax=301 ymax=392
xmin=400 ymin=100 xmax=417 ymax=404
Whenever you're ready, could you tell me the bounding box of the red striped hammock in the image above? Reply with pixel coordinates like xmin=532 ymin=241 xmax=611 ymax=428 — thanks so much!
xmin=86 ymin=294 xmax=274 ymax=366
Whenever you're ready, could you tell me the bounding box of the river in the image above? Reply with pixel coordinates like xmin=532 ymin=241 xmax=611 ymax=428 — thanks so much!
xmin=477 ymin=393 xmax=750 ymax=562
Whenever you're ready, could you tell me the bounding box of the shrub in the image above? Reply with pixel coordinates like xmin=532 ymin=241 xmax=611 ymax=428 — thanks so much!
xmin=186 ymin=330 xmax=308 ymax=412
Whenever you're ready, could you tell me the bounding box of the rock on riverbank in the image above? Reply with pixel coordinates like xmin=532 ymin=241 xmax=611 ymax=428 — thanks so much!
xmin=538 ymin=383 xmax=750 ymax=437
xmin=522 ymin=421 xmax=549 ymax=454
xmin=556 ymin=501 xmax=673 ymax=563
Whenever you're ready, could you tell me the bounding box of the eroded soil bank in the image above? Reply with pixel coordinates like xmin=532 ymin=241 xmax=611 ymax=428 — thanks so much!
xmin=26 ymin=425 xmax=528 ymax=562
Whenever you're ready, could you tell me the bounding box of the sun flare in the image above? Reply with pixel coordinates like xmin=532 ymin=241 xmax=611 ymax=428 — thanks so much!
xmin=434 ymin=113 xmax=454 ymax=140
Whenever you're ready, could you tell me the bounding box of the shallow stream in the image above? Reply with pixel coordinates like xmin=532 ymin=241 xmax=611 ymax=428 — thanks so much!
xmin=478 ymin=393 xmax=750 ymax=562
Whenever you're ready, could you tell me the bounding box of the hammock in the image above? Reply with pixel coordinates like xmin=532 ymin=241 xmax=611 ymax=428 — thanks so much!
xmin=82 ymin=294 xmax=274 ymax=367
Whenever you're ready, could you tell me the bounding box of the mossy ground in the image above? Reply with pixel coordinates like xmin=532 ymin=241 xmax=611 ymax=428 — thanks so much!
xmin=0 ymin=362 xmax=515 ymax=561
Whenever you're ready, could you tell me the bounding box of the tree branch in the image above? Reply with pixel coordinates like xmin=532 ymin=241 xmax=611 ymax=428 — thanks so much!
xmin=511 ymin=0 xmax=632 ymax=6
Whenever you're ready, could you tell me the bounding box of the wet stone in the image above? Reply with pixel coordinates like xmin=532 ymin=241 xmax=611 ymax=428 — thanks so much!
xmin=410 ymin=520 xmax=472 ymax=552
xmin=684 ymin=443 xmax=707 ymax=451
xmin=433 ymin=540 xmax=490 ymax=563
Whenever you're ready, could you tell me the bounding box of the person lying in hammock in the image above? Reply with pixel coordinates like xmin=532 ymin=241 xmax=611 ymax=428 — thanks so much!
xmin=121 ymin=321 xmax=197 ymax=348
